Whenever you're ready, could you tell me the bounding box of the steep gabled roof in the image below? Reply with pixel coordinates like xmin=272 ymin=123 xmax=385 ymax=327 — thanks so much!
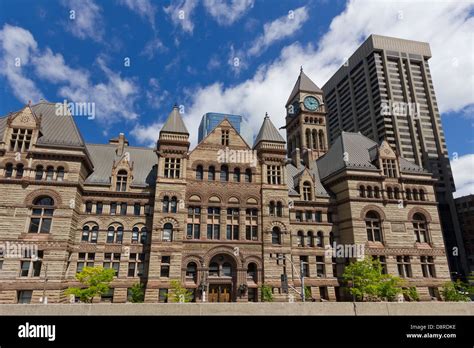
xmin=253 ymin=114 xmax=285 ymax=148
xmin=286 ymin=69 xmax=322 ymax=105
xmin=161 ymin=105 xmax=189 ymax=134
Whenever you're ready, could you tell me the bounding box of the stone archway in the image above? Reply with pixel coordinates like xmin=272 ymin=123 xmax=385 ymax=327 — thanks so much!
xmin=206 ymin=253 xmax=238 ymax=303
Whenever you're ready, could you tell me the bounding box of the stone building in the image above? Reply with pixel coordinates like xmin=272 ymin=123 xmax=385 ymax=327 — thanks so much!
xmin=0 ymin=70 xmax=450 ymax=304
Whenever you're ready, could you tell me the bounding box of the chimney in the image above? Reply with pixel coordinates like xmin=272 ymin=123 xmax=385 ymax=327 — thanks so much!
xmin=303 ymin=148 xmax=315 ymax=170
xmin=292 ymin=147 xmax=301 ymax=167
xmin=109 ymin=133 xmax=128 ymax=156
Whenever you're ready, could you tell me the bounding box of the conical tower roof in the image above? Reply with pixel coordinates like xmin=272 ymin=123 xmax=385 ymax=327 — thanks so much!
xmin=253 ymin=113 xmax=285 ymax=148
xmin=286 ymin=68 xmax=322 ymax=106
xmin=161 ymin=105 xmax=189 ymax=134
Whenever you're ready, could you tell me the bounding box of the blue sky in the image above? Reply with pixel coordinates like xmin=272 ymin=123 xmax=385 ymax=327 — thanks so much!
xmin=0 ymin=0 xmax=473 ymax=196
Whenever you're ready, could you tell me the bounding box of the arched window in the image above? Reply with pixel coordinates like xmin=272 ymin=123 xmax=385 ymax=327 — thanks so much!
xmin=413 ymin=189 xmax=419 ymax=201
xmin=365 ymin=211 xmax=382 ymax=242
xmin=316 ymin=231 xmax=324 ymax=247
xmin=329 ymin=232 xmax=335 ymax=246
xmin=247 ymin=263 xmax=257 ymax=281
xmin=406 ymin=188 xmax=412 ymax=200
xmin=367 ymin=186 xmax=373 ymax=198
xmin=170 ymin=196 xmax=177 ymax=213
xmin=57 ymin=167 xmax=65 ymax=181
xmin=374 ymin=187 xmax=380 ymax=198
xmin=305 ymin=129 xmax=311 ymax=148
xmin=196 ymin=165 xmax=203 ymax=180
xmin=297 ymin=231 xmax=304 ymax=247
xmin=162 ymin=196 xmax=169 ymax=213
xmin=220 ymin=165 xmax=229 ymax=182
xmin=132 ymin=226 xmax=139 ymax=243
xmin=186 ymin=262 xmax=197 ymax=281
xmin=269 ymin=201 xmax=275 ymax=216
xmin=106 ymin=225 xmax=123 ymax=244
xmin=116 ymin=170 xmax=127 ymax=191
xmin=82 ymin=224 xmax=98 ymax=243
xmin=245 ymin=168 xmax=252 ymax=183
xmin=28 ymin=196 xmax=54 ymax=233
xmin=208 ymin=166 xmax=215 ymax=181
xmin=209 ymin=262 xmax=219 ymax=276
xmin=394 ymin=187 xmax=400 ymax=200
xmin=5 ymin=163 xmax=13 ymax=178
xmin=312 ymin=129 xmax=318 ymax=149
xmin=319 ymin=130 xmax=325 ymax=149
xmin=35 ymin=165 xmax=44 ymax=180
xmin=233 ymin=168 xmax=240 ymax=182
xmin=359 ymin=185 xmax=365 ymax=197
xmin=387 ymin=187 xmax=393 ymax=199
xmin=303 ymin=181 xmax=312 ymax=201
xmin=413 ymin=213 xmax=428 ymax=243
xmin=16 ymin=164 xmax=24 ymax=178
xmin=271 ymin=227 xmax=281 ymax=245
xmin=419 ymin=189 xmax=426 ymax=201
xmin=163 ymin=223 xmax=173 ymax=242
xmin=307 ymin=231 xmax=314 ymax=247
xmin=132 ymin=226 xmax=147 ymax=244
xmin=276 ymin=202 xmax=283 ymax=217
xmin=222 ymin=262 xmax=232 ymax=277
xmin=46 ymin=166 xmax=54 ymax=181
xmin=140 ymin=227 xmax=147 ymax=244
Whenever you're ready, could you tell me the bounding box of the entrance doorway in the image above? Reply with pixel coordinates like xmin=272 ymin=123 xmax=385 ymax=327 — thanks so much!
xmin=208 ymin=285 xmax=231 ymax=302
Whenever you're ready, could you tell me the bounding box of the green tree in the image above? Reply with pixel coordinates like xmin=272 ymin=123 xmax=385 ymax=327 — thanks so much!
xmin=65 ymin=266 xmax=115 ymax=303
xmin=304 ymin=286 xmax=312 ymax=301
xmin=167 ymin=280 xmax=194 ymax=303
xmin=342 ymin=257 xmax=403 ymax=302
xmin=128 ymin=283 xmax=145 ymax=303
xmin=442 ymin=280 xmax=472 ymax=302
xmin=260 ymin=284 xmax=273 ymax=302
xmin=403 ymin=287 xmax=420 ymax=302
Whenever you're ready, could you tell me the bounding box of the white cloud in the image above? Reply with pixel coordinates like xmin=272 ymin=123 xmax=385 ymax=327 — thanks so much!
xmin=141 ymin=37 xmax=167 ymax=59
xmin=164 ymin=0 xmax=473 ymax=150
xmin=248 ymin=6 xmax=309 ymax=57
xmin=0 ymin=24 xmax=43 ymax=103
xmin=61 ymin=0 xmax=104 ymax=42
xmin=451 ymin=154 xmax=474 ymax=198
xmin=146 ymin=78 xmax=169 ymax=109
xmin=0 ymin=24 xmax=140 ymax=124
xmin=164 ymin=0 xmax=198 ymax=34
xmin=207 ymin=56 xmax=221 ymax=70
xmin=118 ymin=0 xmax=157 ymax=30
xmin=203 ymin=0 xmax=254 ymax=26
xmin=131 ymin=121 xmax=163 ymax=147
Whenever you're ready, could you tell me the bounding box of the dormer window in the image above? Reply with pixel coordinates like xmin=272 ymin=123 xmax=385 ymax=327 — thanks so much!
xmin=116 ymin=170 xmax=128 ymax=191
xmin=303 ymin=181 xmax=312 ymax=201
xmin=10 ymin=128 xmax=33 ymax=152
xmin=382 ymin=159 xmax=397 ymax=178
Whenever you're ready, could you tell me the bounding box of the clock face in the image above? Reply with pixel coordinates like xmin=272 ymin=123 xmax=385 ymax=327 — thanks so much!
xmin=304 ymin=96 xmax=319 ymax=111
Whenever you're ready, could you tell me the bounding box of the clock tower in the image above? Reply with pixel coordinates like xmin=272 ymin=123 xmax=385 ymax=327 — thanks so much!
xmin=285 ymin=68 xmax=328 ymax=166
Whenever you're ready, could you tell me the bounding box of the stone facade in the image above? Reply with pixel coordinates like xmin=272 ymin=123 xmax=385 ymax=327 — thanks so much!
xmin=0 ymin=71 xmax=450 ymax=304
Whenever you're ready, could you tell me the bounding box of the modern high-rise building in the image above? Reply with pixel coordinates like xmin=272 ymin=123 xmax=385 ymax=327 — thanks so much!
xmin=322 ymin=34 xmax=468 ymax=277
xmin=455 ymin=195 xmax=474 ymax=275
xmin=198 ymin=112 xmax=243 ymax=143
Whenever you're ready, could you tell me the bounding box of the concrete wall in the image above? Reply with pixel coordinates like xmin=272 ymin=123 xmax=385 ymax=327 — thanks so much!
xmin=0 ymin=302 xmax=472 ymax=316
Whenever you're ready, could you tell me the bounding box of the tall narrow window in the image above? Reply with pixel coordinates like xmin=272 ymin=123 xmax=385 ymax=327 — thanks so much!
xmin=46 ymin=166 xmax=54 ymax=181
xmin=316 ymin=256 xmax=325 ymax=277
xmin=187 ymin=207 xmax=201 ymax=239
xmin=170 ymin=196 xmax=178 ymax=213
xmin=196 ymin=165 xmax=203 ymax=180
xmin=208 ymin=166 xmax=215 ymax=181
xmin=276 ymin=202 xmax=283 ymax=217
xmin=397 ymin=256 xmax=412 ymax=278
xmin=420 ymin=256 xmax=436 ymax=278
xmin=365 ymin=211 xmax=382 ymax=242
xmin=382 ymin=159 xmax=397 ymax=178
xmin=164 ymin=158 xmax=181 ymax=178
xmin=267 ymin=165 xmax=282 ymax=185
xmin=28 ymin=196 xmax=54 ymax=233
xmin=116 ymin=170 xmax=127 ymax=191
xmin=271 ymin=227 xmax=281 ymax=245
xmin=186 ymin=262 xmax=198 ymax=282
xmin=220 ymin=165 xmax=229 ymax=182
xmin=163 ymin=196 xmax=169 ymax=213
xmin=303 ymin=182 xmax=312 ymax=201
xmin=221 ymin=129 xmax=230 ymax=146
xmin=269 ymin=201 xmax=275 ymax=217
xmin=56 ymin=167 xmax=65 ymax=181
xmin=103 ymin=253 xmax=120 ymax=276
xmin=35 ymin=165 xmax=44 ymax=180
xmin=226 ymin=208 xmax=239 ymax=240
xmin=207 ymin=207 xmax=220 ymax=240
xmin=413 ymin=213 xmax=428 ymax=243
xmin=359 ymin=185 xmax=365 ymax=197
xmin=245 ymin=209 xmax=258 ymax=240
xmin=297 ymin=231 xmax=304 ymax=247
xmin=316 ymin=231 xmax=324 ymax=247
xmin=233 ymin=168 xmax=240 ymax=182
xmin=245 ymin=168 xmax=252 ymax=183
xmin=15 ymin=164 xmax=24 ymax=178
xmin=5 ymin=163 xmax=13 ymax=178
xmin=163 ymin=223 xmax=173 ymax=242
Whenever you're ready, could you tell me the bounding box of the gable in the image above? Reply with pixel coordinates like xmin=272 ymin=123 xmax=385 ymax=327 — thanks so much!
xmin=9 ymin=106 xmax=39 ymax=129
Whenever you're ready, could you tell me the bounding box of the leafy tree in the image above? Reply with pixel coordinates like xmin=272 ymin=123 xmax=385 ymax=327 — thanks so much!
xmin=128 ymin=283 xmax=145 ymax=303
xmin=442 ymin=280 xmax=472 ymax=302
xmin=260 ymin=284 xmax=273 ymax=302
xmin=65 ymin=266 xmax=115 ymax=303
xmin=167 ymin=280 xmax=194 ymax=303
xmin=342 ymin=257 xmax=403 ymax=302
xmin=403 ymin=287 xmax=420 ymax=302
xmin=304 ymin=286 xmax=313 ymax=301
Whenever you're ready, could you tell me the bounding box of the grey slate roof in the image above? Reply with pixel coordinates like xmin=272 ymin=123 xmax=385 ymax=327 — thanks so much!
xmin=317 ymin=132 xmax=380 ymax=180
xmin=85 ymin=144 xmax=157 ymax=187
xmin=0 ymin=101 xmax=85 ymax=147
xmin=253 ymin=114 xmax=285 ymax=148
xmin=161 ymin=105 xmax=189 ymax=134
xmin=399 ymin=157 xmax=427 ymax=173
xmin=286 ymin=69 xmax=322 ymax=105
xmin=286 ymin=161 xmax=329 ymax=198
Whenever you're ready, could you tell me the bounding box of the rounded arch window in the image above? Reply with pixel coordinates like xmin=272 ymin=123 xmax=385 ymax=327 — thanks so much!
xmin=365 ymin=211 xmax=382 ymax=242
xmin=186 ymin=262 xmax=197 ymax=281
xmin=271 ymin=226 xmax=281 ymax=245
xmin=247 ymin=263 xmax=257 ymax=281
xmin=163 ymin=223 xmax=173 ymax=242
xmin=413 ymin=213 xmax=428 ymax=243
xmin=28 ymin=196 xmax=54 ymax=233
